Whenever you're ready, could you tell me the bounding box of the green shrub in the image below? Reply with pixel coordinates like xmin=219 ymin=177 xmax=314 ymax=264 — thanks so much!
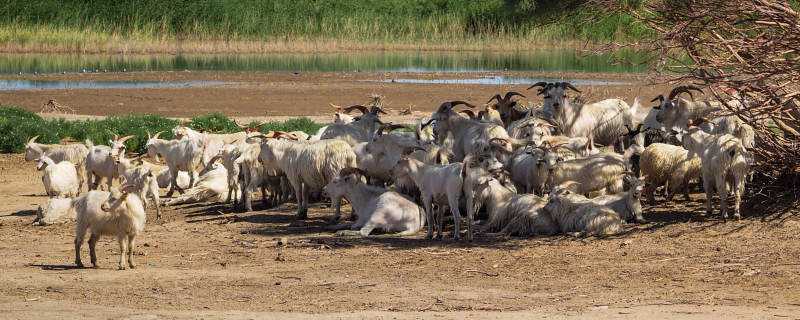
xmin=0 ymin=106 xmax=324 ymax=153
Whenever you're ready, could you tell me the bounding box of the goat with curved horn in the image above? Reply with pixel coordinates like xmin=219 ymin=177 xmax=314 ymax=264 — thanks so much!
xmin=650 ymin=94 xmax=665 ymax=103
xmin=559 ymin=82 xmax=581 ymax=93
xmin=527 ymin=81 xmax=548 ymax=91
xmin=458 ymin=109 xmax=478 ymax=119
xmin=342 ymin=105 xmax=369 ymax=115
xmin=668 ymin=85 xmax=704 ymax=100
xmin=503 ymin=91 xmax=526 ymax=101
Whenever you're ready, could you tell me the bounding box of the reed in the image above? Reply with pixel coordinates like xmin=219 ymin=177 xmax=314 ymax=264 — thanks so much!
xmin=0 ymin=1 xmax=650 ymax=53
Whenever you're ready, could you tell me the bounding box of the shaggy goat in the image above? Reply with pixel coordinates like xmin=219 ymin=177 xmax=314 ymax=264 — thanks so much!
xmin=639 ymin=143 xmax=702 ymax=205
xmin=544 ymin=185 xmax=625 ymax=237
xmin=145 ymin=131 xmax=202 ymax=197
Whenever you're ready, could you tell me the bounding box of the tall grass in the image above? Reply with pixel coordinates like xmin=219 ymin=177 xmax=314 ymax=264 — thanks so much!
xmin=0 ymin=107 xmax=324 ymax=153
xmin=0 ymin=1 xmax=650 ymax=53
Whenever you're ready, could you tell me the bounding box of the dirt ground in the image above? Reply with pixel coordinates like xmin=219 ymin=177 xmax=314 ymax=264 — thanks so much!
xmin=1 ymin=72 xmax=800 ymax=319
xmin=1 ymin=71 xmax=666 ymax=121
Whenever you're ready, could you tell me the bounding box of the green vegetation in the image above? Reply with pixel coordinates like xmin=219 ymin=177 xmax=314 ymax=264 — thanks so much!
xmin=0 ymin=1 xmax=651 ymax=53
xmin=0 ymin=107 xmax=324 ymax=153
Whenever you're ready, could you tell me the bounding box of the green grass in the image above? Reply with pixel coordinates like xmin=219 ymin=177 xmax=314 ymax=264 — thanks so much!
xmin=0 ymin=106 xmax=324 ymax=153
xmin=0 ymin=1 xmax=651 ymax=53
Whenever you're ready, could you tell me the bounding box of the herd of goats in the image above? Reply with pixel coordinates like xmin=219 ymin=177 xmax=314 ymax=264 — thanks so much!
xmin=22 ymin=82 xmax=755 ymax=270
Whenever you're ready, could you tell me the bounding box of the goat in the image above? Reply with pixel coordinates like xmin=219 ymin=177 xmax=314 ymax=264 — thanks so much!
xmin=487 ymin=91 xmax=528 ymax=126
xmin=393 ymin=155 xmax=465 ymax=240
xmin=323 ymin=168 xmax=425 ymax=236
xmin=678 ymin=127 xmax=750 ymax=219
xmin=639 ymin=143 xmax=702 ymax=205
xmin=74 ymin=185 xmax=146 ymax=270
xmin=164 ymin=163 xmax=230 ymax=206
xmin=430 ymin=101 xmax=513 ymax=161
xmin=25 ymin=136 xmax=89 ymax=192
xmin=532 ymin=82 xmax=631 ymax=148
xmin=544 ymin=153 xmax=629 ymax=196
xmin=35 ymin=155 xmax=80 ymax=198
xmin=145 ymin=131 xmax=202 ymax=197
xmin=544 ymin=185 xmax=625 ymax=237
xmin=256 ymin=131 xmax=357 ymax=220
xmin=34 ymin=197 xmax=75 ymax=226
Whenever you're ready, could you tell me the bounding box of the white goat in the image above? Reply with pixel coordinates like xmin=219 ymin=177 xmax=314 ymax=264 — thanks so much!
xmin=35 ymin=197 xmax=75 ymax=226
xmin=544 ymin=185 xmax=625 ymax=237
xmin=476 ymin=176 xmax=559 ymax=237
xmin=430 ymin=101 xmax=513 ymax=161
xmin=534 ymin=82 xmax=631 ymax=147
xmin=679 ymin=127 xmax=750 ymax=219
xmin=84 ymin=135 xmax=132 ymax=191
xmin=24 ymin=136 xmax=89 ymax=192
xmin=74 ymin=186 xmax=146 ymax=270
xmin=323 ymin=168 xmax=425 ymax=236
xmin=545 ymin=153 xmax=629 ymax=196
xmin=257 ymin=132 xmax=357 ymax=220
xmin=393 ymin=156 xmax=465 ymax=240
xmin=145 ymin=131 xmax=201 ymax=197
xmin=35 ymin=155 xmax=79 ymax=198
xmin=164 ymin=163 xmax=229 ymax=206
xmin=592 ymin=176 xmax=647 ymax=224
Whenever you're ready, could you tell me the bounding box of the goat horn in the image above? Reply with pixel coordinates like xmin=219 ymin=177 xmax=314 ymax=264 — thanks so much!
xmin=28 ymin=135 xmax=40 ymax=144
xmin=450 ymin=101 xmax=477 ymax=109
xmin=650 ymin=94 xmax=665 ymax=103
xmin=401 ymin=146 xmax=426 ymax=155
xmin=329 ymin=103 xmax=342 ymax=110
xmin=117 ymin=135 xmax=135 ymax=143
xmin=420 ymin=118 xmax=435 ymax=128
xmin=527 ymin=82 xmax=548 ymax=90
xmin=487 ymin=94 xmax=502 ymax=104
xmin=561 ymin=82 xmax=581 ymax=93
xmin=668 ymin=85 xmax=703 ymax=100
xmin=503 ymin=91 xmax=526 ymax=101
xmin=370 ymin=106 xmax=388 ymax=115
xmin=458 ymin=109 xmax=477 ymax=119
xmin=153 ymin=131 xmax=164 ymax=140
xmin=342 ymin=105 xmax=369 ymax=115
xmin=381 ymin=123 xmax=407 ymax=134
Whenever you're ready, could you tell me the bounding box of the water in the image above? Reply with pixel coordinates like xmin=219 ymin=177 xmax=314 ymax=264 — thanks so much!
xmin=0 ymin=49 xmax=647 ymax=75
xmin=377 ymin=76 xmax=629 ymax=86
xmin=0 ymin=80 xmax=226 ymax=91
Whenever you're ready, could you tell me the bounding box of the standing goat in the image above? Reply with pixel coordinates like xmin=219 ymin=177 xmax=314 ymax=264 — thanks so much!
xmin=393 ymin=155 xmax=465 ymax=240
xmin=429 ymin=101 xmax=513 ymax=161
xmin=74 ymin=185 xmax=146 ymax=270
xmin=257 ymin=132 xmax=357 ymax=220
xmin=145 ymin=131 xmax=202 ymax=197
xmin=678 ymin=127 xmax=750 ymax=219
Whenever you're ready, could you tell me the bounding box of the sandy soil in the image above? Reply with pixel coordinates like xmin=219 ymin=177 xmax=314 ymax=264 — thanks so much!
xmin=1 ymin=72 xmax=799 ymax=318
xmin=1 ymin=152 xmax=799 ymax=319
xmin=1 ymin=71 xmax=666 ymax=121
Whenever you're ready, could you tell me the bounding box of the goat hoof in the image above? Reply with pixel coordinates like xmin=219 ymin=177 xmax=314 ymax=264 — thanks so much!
xmin=128 ymin=263 xmax=136 ymax=269
xmin=117 ymin=265 xmax=126 ymax=271
xmin=734 ymin=213 xmax=741 ymax=220
xmin=75 ymin=261 xmax=84 ymax=268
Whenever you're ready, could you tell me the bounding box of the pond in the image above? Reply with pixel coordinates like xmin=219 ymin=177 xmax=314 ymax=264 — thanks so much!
xmin=0 ymin=49 xmax=647 ymax=75
xmin=0 ymin=79 xmax=226 ymax=91
xmin=375 ymin=76 xmax=629 ymax=86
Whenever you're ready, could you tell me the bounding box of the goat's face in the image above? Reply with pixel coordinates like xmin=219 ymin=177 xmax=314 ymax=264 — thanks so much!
xmin=101 ymin=188 xmax=129 ymax=212
xmin=653 ymin=98 xmax=679 ymax=126
xmin=145 ymin=141 xmax=159 ymax=162
xmin=323 ymin=174 xmax=354 ymax=200
xmin=24 ymin=144 xmax=42 ymax=161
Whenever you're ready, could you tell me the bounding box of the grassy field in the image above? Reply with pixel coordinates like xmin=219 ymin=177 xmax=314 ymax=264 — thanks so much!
xmin=0 ymin=1 xmax=650 ymax=53
xmin=0 ymin=107 xmax=324 ymax=153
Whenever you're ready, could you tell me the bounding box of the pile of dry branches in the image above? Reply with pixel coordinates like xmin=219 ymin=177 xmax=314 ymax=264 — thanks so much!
xmin=589 ymin=0 xmax=799 ymax=210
